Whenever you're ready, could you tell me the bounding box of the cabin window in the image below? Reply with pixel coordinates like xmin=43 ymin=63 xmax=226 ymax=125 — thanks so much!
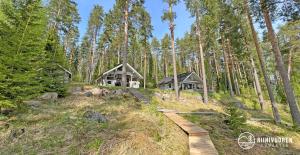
xmin=107 ymin=81 xmax=112 ymax=84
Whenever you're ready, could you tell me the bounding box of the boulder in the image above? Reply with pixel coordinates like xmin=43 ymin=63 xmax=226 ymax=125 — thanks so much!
xmin=234 ymin=102 xmax=246 ymax=109
xmin=39 ymin=92 xmax=58 ymax=101
xmin=83 ymin=85 xmax=94 ymax=90
xmin=90 ymin=88 xmax=102 ymax=96
xmin=84 ymin=91 xmax=93 ymax=97
xmin=83 ymin=111 xmax=107 ymax=123
xmin=112 ymin=89 xmax=126 ymax=95
xmin=23 ymin=100 xmax=42 ymax=108
xmin=9 ymin=128 xmax=25 ymax=139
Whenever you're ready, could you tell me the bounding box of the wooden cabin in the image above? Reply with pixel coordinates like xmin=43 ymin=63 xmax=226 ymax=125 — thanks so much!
xmin=96 ymin=63 xmax=143 ymax=88
xmin=57 ymin=64 xmax=72 ymax=83
xmin=158 ymin=72 xmax=202 ymax=91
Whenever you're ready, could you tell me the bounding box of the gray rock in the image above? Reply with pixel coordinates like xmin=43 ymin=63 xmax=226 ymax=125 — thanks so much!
xmin=234 ymin=102 xmax=246 ymax=109
xmin=84 ymin=91 xmax=93 ymax=97
xmin=23 ymin=100 xmax=42 ymax=108
xmin=39 ymin=92 xmax=58 ymax=101
xmin=83 ymin=111 xmax=107 ymax=123
xmin=9 ymin=128 xmax=25 ymax=139
xmin=112 ymin=89 xmax=126 ymax=95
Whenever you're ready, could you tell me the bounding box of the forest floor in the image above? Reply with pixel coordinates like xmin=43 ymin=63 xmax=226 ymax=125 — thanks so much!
xmin=153 ymin=89 xmax=300 ymax=155
xmin=0 ymin=85 xmax=300 ymax=155
xmin=0 ymin=86 xmax=188 ymax=155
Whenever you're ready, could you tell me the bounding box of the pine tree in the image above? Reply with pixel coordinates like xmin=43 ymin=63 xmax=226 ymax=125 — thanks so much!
xmin=162 ymin=0 xmax=180 ymax=100
xmin=0 ymin=0 xmax=47 ymax=108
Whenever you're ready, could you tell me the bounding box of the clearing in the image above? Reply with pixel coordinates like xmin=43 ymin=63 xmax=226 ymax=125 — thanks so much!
xmin=0 ymin=85 xmax=300 ymax=155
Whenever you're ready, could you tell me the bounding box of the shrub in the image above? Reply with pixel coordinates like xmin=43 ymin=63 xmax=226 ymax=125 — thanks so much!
xmin=226 ymin=104 xmax=247 ymax=135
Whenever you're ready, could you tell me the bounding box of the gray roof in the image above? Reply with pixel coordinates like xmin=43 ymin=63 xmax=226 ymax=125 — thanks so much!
xmin=158 ymin=72 xmax=194 ymax=85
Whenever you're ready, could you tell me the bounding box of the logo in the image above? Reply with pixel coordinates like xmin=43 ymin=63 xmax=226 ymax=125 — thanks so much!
xmin=238 ymin=132 xmax=255 ymax=150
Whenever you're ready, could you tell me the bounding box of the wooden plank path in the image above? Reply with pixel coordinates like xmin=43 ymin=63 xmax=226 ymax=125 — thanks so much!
xmin=128 ymin=88 xmax=150 ymax=104
xmin=162 ymin=111 xmax=218 ymax=155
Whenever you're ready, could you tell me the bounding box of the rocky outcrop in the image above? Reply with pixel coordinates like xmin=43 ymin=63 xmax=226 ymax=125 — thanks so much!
xmin=83 ymin=111 xmax=107 ymax=123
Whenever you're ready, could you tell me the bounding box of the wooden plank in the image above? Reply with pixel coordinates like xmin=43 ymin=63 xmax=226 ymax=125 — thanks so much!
xmin=189 ymin=136 xmax=218 ymax=155
xmin=162 ymin=111 xmax=218 ymax=155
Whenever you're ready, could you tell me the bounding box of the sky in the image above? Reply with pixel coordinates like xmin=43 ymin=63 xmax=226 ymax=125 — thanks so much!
xmin=76 ymin=0 xmax=195 ymax=41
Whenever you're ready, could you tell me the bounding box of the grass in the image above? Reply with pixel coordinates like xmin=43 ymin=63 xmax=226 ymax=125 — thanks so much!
xmin=0 ymin=86 xmax=188 ymax=155
xmin=153 ymin=90 xmax=300 ymax=155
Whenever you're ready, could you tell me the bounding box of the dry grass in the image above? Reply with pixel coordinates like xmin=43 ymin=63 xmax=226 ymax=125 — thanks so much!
xmin=153 ymin=90 xmax=300 ymax=155
xmin=0 ymin=88 xmax=188 ymax=155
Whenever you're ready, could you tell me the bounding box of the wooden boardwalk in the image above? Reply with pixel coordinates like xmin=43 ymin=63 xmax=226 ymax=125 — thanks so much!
xmin=128 ymin=88 xmax=150 ymax=104
xmin=163 ymin=112 xmax=218 ymax=155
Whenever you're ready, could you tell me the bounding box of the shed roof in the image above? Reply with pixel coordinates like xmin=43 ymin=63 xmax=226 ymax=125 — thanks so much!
xmin=158 ymin=72 xmax=200 ymax=85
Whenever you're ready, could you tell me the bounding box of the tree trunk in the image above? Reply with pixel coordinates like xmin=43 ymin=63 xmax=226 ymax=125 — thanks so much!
xmin=196 ymin=13 xmax=208 ymax=103
xmin=260 ymin=0 xmax=300 ymax=125
xmin=222 ymin=35 xmax=234 ymax=96
xmin=244 ymin=0 xmax=281 ymax=123
xmin=251 ymin=57 xmax=265 ymax=110
xmin=227 ymin=39 xmax=240 ymax=95
xmin=144 ymin=45 xmax=147 ymax=89
xmin=288 ymin=47 xmax=293 ymax=80
xmin=122 ymin=0 xmax=129 ymax=88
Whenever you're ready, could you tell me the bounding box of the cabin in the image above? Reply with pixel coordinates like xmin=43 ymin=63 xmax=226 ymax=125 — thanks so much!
xmin=96 ymin=63 xmax=143 ymax=88
xmin=57 ymin=64 xmax=72 ymax=83
xmin=37 ymin=64 xmax=72 ymax=83
xmin=158 ymin=72 xmax=202 ymax=91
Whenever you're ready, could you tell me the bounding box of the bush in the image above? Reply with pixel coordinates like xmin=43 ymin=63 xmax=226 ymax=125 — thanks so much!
xmin=226 ymin=104 xmax=247 ymax=135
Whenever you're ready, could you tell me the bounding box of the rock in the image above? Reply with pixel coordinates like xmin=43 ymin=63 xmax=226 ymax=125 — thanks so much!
xmin=9 ymin=128 xmax=25 ymax=139
xmin=23 ymin=100 xmax=42 ymax=108
xmin=234 ymin=102 xmax=246 ymax=109
xmin=83 ymin=111 xmax=107 ymax=123
xmin=1 ymin=109 xmax=13 ymax=116
xmin=101 ymin=89 xmax=110 ymax=96
xmin=90 ymin=88 xmax=102 ymax=96
xmin=39 ymin=92 xmax=58 ymax=101
xmin=84 ymin=91 xmax=93 ymax=97
xmin=112 ymin=89 xmax=126 ymax=95
xmin=83 ymin=85 xmax=94 ymax=90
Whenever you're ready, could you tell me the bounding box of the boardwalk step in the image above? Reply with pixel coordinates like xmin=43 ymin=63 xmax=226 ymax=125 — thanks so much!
xmin=162 ymin=111 xmax=218 ymax=155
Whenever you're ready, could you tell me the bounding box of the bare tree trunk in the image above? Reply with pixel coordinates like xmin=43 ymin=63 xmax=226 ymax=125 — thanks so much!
xmin=260 ymin=0 xmax=300 ymax=125
xmin=251 ymin=57 xmax=265 ymax=110
xmin=155 ymin=53 xmax=159 ymax=85
xmin=288 ymin=47 xmax=293 ymax=80
xmin=227 ymin=39 xmax=240 ymax=95
xmin=144 ymin=46 xmax=147 ymax=89
xmin=122 ymin=0 xmax=129 ymax=88
xmin=89 ymin=32 xmax=97 ymax=83
xmin=196 ymin=13 xmax=208 ymax=103
xmin=244 ymin=0 xmax=281 ymax=123
xmin=222 ymin=35 xmax=234 ymax=96
xmin=170 ymin=26 xmax=179 ymax=99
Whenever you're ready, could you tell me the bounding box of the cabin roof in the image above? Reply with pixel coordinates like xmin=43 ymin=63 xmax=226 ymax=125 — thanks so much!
xmin=57 ymin=64 xmax=72 ymax=75
xmin=96 ymin=63 xmax=143 ymax=81
xmin=36 ymin=64 xmax=72 ymax=76
xmin=158 ymin=72 xmax=200 ymax=85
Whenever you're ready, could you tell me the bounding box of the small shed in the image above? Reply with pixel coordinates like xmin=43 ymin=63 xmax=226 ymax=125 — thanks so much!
xmin=158 ymin=72 xmax=202 ymax=91
xmin=95 ymin=63 xmax=143 ymax=88
xmin=57 ymin=64 xmax=72 ymax=83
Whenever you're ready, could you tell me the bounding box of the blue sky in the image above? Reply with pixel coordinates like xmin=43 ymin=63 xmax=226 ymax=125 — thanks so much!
xmin=77 ymin=0 xmax=195 ymax=41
